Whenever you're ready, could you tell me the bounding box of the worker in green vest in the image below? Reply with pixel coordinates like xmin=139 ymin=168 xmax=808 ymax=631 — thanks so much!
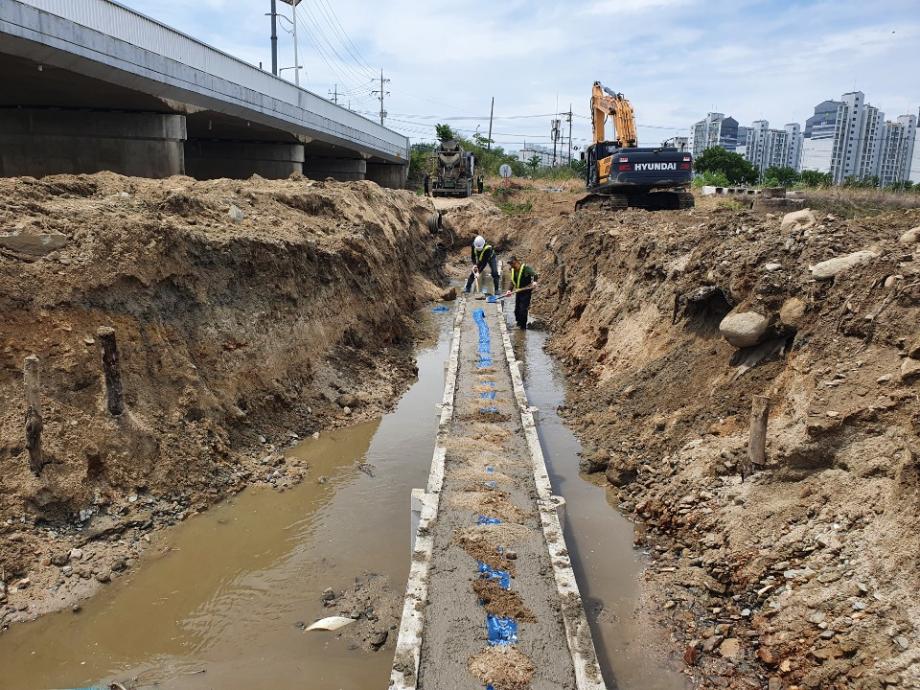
xmin=505 ymin=256 xmax=538 ymax=329
xmin=465 ymin=235 xmax=500 ymax=294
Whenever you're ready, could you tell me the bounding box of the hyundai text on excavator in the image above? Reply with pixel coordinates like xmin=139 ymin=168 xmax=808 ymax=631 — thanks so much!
xmin=577 ymin=81 xmax=694 ymax=211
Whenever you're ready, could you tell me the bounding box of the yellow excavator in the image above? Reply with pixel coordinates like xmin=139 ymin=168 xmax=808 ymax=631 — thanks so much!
xmin=577 ymin=81 xmax=694 ymax=211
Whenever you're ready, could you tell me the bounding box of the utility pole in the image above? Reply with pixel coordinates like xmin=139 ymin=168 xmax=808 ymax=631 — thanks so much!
xmin=269 ymin=0 xmax=278 ymax=76
xmin=372 ymin=69 xmax=390 ymax=126
xmin=566 ymin=105 xmax=573 ymax=165
xmin=551 ymin=118 xmax=561 ymax=166
xmin=487 ymin=96 xmax=494 ymax=150
xmin=328 ymin=84 xmax=339 ymax=105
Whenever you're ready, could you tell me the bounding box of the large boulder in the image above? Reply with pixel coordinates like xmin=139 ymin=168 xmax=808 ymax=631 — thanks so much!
xmin=719 ymin=310 xmax=770 ymax=348
xmin=780 ymin=208 xmax=816 ymax=232
xmin=899 ymin=226 xmax=920 ymax=245
xmin=809 ymin=250 xmax=878 ymax=281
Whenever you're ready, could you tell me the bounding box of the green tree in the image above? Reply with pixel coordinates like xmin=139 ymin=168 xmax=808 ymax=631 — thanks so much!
xmin=763 ymin=166 xmax=799 ymax=187
xmin=408 ymin=142 xmax=436 ymax=190
xmin=435 ymin=123 xmax=456 ymax=142
xmin=472 ymin=132 xmax=493 ymax=149
xmin=888 ymin=180 xmax=915 ymax=192
xmin=694 ymin=147 xmax=758 ymax=185
xmin=843 ymin=175 xmax=880 ymax=189
xmin=799 ymin=169 xmax=833 ymax=188
xmin=691 ymin=170 xmax=731 ymax=188
xmin=527 ymin=155 xmax=541 ymax=174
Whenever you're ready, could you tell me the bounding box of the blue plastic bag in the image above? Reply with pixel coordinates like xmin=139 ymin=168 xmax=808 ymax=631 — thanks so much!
xmin=477 ymin=515 xmax=502 ymax=526
xmin=477 ymin=561 xmax=511 ymax=589
xmin=486 ymin=614 xmax=518 ymax=645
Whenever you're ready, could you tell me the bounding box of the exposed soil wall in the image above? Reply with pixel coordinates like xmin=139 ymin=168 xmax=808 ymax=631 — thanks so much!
xmin=0 ymin=173 xmax=444 ymax=624
xmin=504 ymin=191 xmax=920 ymax=689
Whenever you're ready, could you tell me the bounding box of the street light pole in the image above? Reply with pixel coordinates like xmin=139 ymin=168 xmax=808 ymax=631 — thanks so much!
xmin=292 ymin=0 xmax=300 ymax=86
xmin=269 ymin=0 xmax=278 ymax=75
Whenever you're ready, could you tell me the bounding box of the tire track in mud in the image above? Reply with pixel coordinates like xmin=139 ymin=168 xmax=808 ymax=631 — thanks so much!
xmin=390 ymin=298 xmax=604 ymax=690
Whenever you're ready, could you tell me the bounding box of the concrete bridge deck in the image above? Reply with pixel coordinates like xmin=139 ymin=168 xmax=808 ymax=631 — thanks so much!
xmin=391 ymin=298 xmax=605 ymax=689
xmin=0 ymin=0 xmax=408 ymax=185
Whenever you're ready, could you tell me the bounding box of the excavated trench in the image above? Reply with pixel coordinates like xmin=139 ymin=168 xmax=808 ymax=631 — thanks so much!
xmin=0 ymin=302 xmax=684 ymax=690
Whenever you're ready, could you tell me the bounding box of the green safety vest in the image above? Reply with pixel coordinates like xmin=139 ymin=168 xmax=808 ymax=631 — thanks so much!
xmin=475 ymin=244 xmax=492 ymax=263
xmin=511 ymin=264 xmax=527 ymax=290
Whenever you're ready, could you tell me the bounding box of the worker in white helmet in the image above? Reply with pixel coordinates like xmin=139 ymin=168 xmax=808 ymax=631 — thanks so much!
xmin=465 ymin=235 xmax=500 ymax=294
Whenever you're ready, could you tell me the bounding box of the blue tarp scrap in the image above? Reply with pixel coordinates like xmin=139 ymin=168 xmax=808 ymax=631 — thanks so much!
xmin=486 ymin=614 xmax=518 ymax=645
xmin=478 ymin=562 xmax=512 ymax=590
xmin=479 ymin=391 xmax=497 ymax=400
xmin=483 ymin=480 xmax=497 ymax=489
xmin=477 ymin=515 xmax=502 ymax=525
xmin=486 ymin=465 xmax=494 ymax=473
xmin=479 ymin=406 xmax=499 ymax=414
xmin=431 ymin=305 xmax=450 ymax=313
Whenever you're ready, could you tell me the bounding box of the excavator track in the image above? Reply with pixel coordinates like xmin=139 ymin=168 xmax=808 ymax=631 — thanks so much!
xmin=574 ymin=193 xmax=628 ymax=212
xmin=628 ymin=190 xmax=695 ymax=211
xmin=575 ymin=190 xmax=694 ymax=212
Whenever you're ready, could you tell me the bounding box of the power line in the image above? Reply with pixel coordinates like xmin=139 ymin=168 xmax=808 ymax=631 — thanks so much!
xmin=293 ymin=11 xmax=376 ymax=98
xmin=314 ymin=0 xmax=377 ymax=78
xmin=297 ymin=4 xmax=374 ymax=86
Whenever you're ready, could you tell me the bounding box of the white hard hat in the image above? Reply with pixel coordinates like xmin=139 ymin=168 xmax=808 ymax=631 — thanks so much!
xmin=473 ymin=235 xmax=486 ymax=250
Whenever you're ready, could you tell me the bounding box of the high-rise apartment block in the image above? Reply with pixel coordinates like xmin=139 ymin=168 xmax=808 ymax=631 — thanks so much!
xmin=690 ymin=113 xmax=739 ymax=157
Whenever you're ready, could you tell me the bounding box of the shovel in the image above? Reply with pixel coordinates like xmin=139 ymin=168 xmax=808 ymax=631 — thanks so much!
xmin=494 ymin=285 xmax=535 ymax=301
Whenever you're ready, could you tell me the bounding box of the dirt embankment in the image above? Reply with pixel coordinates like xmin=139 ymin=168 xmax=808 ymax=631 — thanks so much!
xmin=0 ymin=172 xmax=445 ymax=625
xmin=502 ymin=191 xmax=920 ymax=689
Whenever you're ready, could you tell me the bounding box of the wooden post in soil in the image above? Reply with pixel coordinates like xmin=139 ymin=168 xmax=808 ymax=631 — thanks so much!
xmin=744 ymin=395 xmax=770 ymax=479
xmin=23 ymin=355 xmax=43 ymax=475
xmin=97 ymin=326 xmax=125 ymax=416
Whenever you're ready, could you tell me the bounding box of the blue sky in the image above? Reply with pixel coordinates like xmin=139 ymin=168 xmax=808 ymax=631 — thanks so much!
xmin=120 ymin=0 xmax=920 ymax=152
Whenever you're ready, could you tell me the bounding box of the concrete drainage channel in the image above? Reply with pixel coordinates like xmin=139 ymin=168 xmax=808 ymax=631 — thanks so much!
xmin=391 ymin=296 xmax=605 ymax=690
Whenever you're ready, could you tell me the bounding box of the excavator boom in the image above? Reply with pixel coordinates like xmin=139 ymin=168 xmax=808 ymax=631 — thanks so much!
xmin=591 ymin=81 xmax=637 ymax=148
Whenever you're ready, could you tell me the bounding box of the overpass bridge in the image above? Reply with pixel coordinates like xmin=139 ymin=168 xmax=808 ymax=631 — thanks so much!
xmin=0 ymin=0 xmax=408 ymax=186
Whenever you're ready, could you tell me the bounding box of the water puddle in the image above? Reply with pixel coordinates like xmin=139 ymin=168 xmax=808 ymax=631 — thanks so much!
xmin=0 ymin=312 xmax=454 ymax=690
xmin=514 ymin=327 xmax=688 ymax=690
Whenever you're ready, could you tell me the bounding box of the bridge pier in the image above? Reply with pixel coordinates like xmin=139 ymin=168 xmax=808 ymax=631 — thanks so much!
xmin=184 ymin=141 xmax=305 ymax=180
xmin=366 ymin=161 xmax=408 ymax=189
xmin=303 ymin=156 xmax=366 ymax=182
xmin=0 ymin=109 xmax=186 ymax=178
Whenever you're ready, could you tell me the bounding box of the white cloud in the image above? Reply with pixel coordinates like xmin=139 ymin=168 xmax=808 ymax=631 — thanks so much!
xmin=118 ymin=0 xmax=920 ymax=147
xmin=584 ymin=0 xmax=693 ymax=15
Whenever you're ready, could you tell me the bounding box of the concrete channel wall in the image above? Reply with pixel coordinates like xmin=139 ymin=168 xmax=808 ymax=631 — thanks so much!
xmin=391 ymin=297 xmax=605 ymax=689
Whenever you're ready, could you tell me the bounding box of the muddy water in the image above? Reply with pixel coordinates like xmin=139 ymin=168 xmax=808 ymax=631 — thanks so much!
xmin=0 ymin=312 xmax=453 ymax=690
xmin=513 ymin=327 xmax=688 ymax=690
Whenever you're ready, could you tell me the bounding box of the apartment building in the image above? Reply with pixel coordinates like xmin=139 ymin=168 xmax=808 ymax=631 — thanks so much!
xmin=878 ymin=114 xmax=917 ymax=186
xmin=689 ymin=113 xmax=739 ymax=157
